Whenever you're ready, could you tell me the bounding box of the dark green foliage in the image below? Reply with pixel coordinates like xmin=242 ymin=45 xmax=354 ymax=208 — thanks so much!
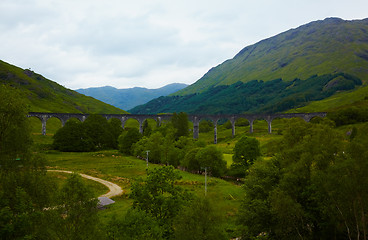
xmin=53 ymin=114 xmax=122 ymax=152
xmin=108 ymin=118 xmax=124 ymax=148
xmin=181 ymin=148 xmax=201 ymax=173
xmin=0 ymin=84 xmax=32 ymax=168
xmin=199 ymin=120 xmax=214 ymax=133
xmin=238 ymin=119 xmax=368 ymax=239
xmin=118 ymin=128 xmax=142 ymax=155
xmin=174 ymin=197 xmax=227 ymax=240
xmin=106 ymin=209 xmax=164 ymax=240
xmin=142 ymin=119 xmax=152 ymax=136
xmin=83 ymin=114 xmax=115 ymax=150
xmin=53 ymin=120 xmax=94 ymax=152
xmin=130 ymin=166 xmax=191 ymax=238
xmin=171 ymin=112 xmax=189 ymax=139
xmin=196 ymin=146 xmax=227 ymax=177
xmin=232 ymin=136 xmax=261 ymax=167
xmin=328 ymin=106 xmax=368 ymax=126
xmin=131 ymin=73 xmax=362 ymax=114
xmin=53 ymin=174 xmax=101 ymax=240
xmin=230 ymin=136 xmax=261 ymax=178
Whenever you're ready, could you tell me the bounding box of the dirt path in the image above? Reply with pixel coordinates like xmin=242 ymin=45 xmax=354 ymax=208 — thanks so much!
xmin=48 ymin=170 xmax=123 ymax=198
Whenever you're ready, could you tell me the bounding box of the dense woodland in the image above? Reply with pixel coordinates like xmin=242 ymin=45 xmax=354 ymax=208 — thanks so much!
xmin=131 ymin=73 xmax=362 ymax=114
xmin=2 ymin=84 xmax=368 ymax=239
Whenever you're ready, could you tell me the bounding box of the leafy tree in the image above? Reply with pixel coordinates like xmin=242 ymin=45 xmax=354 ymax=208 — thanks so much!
xmin=0 ymin=85 xmax=59 ymax=239
xmin=142 ymin=119 xmax=152 ymax=137
xmin=83 ymin=114 xmax=115 ymax=150
xmin=199 ymin=120 xmax=214 ymax=133
xmin=174 ymin=197 xmax=226 ymax=240
xmin=171 ymin=112 xmax=189 ymax=139
xmin=108 ymin=118 xmax=123 ymax=149
xmin=237 ymin=118 xmax=368 ymax=239
xmin=196 ymin=146 xmax=227 ymax=177
xmin=181 ymin=148 xmax=201 ymax=173
xmin=118 ymin=128 xmax=142 ymax=155
xmin=231 ymin=136 xmax=261 ymax=177
xmin=232 ymin=136 xmax=261 ymax=168
xmin=130 ymin=166 xmax=191 ymax=238
xmin=53 ymin=173 xmax=101 ymax=240
xmin=53 ymin=119 xmax=94 ymax=152
xmin=0 ymin=85 xmax=32 ymax=168
xmin=106 ymin=209 xmax=164 ymax=240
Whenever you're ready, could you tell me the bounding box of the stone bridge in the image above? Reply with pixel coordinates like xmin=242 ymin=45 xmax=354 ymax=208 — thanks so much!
xmin=28 ymin=112 xmax=327 ymax=144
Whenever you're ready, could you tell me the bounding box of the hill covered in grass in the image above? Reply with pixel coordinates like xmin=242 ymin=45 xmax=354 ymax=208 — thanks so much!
xmin=0 ymin=60 xmax=127 ymax=114
xmin=176 ymin=18 xmax=368 ymax=96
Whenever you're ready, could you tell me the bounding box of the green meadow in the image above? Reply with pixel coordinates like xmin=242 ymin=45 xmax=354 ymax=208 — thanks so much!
xmin=31 ymin=116 xmax=287 ymax=234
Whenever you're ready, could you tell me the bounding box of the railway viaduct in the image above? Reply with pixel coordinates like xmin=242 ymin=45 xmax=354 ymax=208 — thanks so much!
xmin=28 ymin=112 xmax=327 ymax=144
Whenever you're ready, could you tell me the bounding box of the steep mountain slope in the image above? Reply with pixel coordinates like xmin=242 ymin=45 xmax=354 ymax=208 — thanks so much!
xmin=0 ymin=60 xmax=127 ymax=114
xmin=176 ymin=17 xmax=368 ymax=96
xmin=76 ymin=83 xmax=187 ymax=110
xmin=130 ymin=73 xmax=363 ymax=114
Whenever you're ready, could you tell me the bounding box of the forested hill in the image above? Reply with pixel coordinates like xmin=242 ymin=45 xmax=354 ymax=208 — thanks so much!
xmin=175 ymin=17 xmax=368 ymax=96
xmin=130 ymin=73 xmax=363 ymax=114
xmin=0 ymin=60 xmax=127 ymax=114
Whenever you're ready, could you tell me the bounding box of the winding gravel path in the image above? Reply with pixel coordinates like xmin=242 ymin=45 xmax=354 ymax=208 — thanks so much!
xmin=48 ymin=170 xmax=123 ymax=198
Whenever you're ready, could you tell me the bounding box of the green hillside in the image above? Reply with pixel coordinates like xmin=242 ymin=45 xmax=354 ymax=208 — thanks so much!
xmin=0 ymin=60 xmax=127 ymax=114
xmin=130 ymin=73 xmax=363 ymax=114
xmin=176 ymin=17 xmax=368 ymax=96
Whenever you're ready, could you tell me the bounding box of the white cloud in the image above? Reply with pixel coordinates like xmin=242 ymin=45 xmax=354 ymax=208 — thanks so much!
xmin=0 ymin=0 xmax=367 ymax=89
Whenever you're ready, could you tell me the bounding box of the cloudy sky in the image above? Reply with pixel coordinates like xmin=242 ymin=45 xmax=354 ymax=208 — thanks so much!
xmin=1 ymin=0 xmax=367 ymax=90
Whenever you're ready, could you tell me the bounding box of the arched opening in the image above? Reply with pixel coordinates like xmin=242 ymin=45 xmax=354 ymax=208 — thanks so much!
xmin=252 ymin=119 xmax=269 ymax=134
xmin=124 ymin=118 xmax=140 ymax=130
xmin=66 ymin=117 xmax=83 ymax=124
xmin=234 ymin=117 xmax=250 ymax=135
xmin=46 ymin=117 xmax=63 ymax=135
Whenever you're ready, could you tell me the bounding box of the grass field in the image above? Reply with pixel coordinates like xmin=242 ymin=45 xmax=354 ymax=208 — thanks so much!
xmin=31 ymin=116 xmax=291 ymax=236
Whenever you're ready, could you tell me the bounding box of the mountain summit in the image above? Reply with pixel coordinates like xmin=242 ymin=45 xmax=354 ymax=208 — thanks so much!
xmin=175 ymin=17 xmax=368 ymax=96
xmin=131 ymin=18 xmax=368 ymax=114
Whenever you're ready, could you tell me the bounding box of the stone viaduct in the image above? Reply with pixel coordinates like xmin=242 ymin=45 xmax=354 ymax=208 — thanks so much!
xmin=28 ymin=112 xmax=327 ymax=144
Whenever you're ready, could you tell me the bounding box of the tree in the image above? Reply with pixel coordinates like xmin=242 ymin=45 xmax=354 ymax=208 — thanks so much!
xmin=182 ymin=148 xmax=201 ymax=173
xmin=130 ymin=166 xmax=191 ymax=238
xmin=0 ymin=85 xmax=32 ymax=168
xmin=106 ymin=209 xmax=164 ymax=240
xmin=0 ymin=85 xmax=59 ymax=239
xmin=174 ymin=197 xmax=226 ymax=240
xmin=83 ymin=114 xmax=115 ymax=150
xmin=53 ymin=173 xmax=101 ymax=240
xmin=108 ymin=118 xmax=123 ymax=149
xmin=232 ymin=136 xmax=261 ymax=168
xmin=196 ymin=146 xmax=227 ymax=177
xmin=53 ymin=119 xmax=94 ymax=152
xmin=118 ymin=128 xmax=142 ymax=155
xmin=171 ymin=112 xmax=189 ymax=139
xmin=142 ymin=119 xmax=152 ymax=137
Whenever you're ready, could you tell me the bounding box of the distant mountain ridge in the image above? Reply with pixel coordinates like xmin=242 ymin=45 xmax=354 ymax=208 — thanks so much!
xmin=131 ymin=17 xmax=368 ymax=114
xmin=76 ymin=83 xmax=188 ymax=111
xmin=0 ymin=60 xmax=126 ymax=114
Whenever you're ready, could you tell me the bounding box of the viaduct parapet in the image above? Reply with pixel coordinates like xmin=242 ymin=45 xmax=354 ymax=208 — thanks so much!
xmin=28 ymin=112 xmax=327 ymax=144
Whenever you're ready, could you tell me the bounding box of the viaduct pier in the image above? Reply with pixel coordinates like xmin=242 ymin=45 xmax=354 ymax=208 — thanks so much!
xmin=28 ymin=112 xmax=327 ymax=144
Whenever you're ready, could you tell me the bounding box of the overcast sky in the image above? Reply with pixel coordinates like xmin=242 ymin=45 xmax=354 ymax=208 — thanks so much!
xmin=1 ymin=0 xmax=367 ymax=90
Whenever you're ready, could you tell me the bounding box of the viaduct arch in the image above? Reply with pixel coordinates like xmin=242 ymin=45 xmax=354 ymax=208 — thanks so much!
xmin=28 ymin=112 xmax=327 ymax=143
